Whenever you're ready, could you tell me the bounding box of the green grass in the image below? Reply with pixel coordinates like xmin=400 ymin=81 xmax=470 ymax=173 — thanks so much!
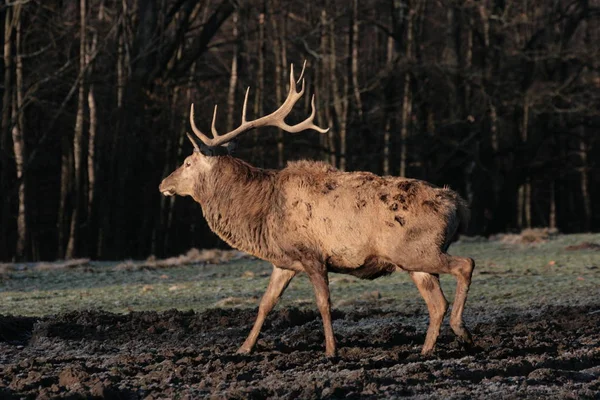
xmin=1 ymin=234 xmax=599 ymax=317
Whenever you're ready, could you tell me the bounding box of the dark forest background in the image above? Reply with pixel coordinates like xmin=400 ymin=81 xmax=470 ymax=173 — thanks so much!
xmin=1 ymin=0 xmax=599 ymax=262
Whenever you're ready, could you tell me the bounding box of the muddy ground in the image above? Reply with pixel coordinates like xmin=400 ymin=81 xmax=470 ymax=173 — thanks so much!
xmin=1 ymin=303 xmax=599 ymax=399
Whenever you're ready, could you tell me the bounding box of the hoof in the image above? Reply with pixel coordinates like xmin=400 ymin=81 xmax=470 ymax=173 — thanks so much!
xmin=458 ymin=337 xmax=474 ymax=351
xmin=457 ymin=331 xmax=474 ymax=347
xmin=236 ymin=347 xmax=252 ymax=355
xmin=420 ymin=348 xmax=435 ymax=357
xmin=325 ymin=350 xmax=337 ymax=358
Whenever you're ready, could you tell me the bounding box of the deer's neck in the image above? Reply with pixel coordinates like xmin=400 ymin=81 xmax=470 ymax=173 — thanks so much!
xmin=196 ymin=156 xmax=279 ymax=260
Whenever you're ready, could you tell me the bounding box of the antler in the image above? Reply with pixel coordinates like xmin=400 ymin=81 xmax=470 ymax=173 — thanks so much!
xmin=189 ymin=61 xmax=329 ymax=148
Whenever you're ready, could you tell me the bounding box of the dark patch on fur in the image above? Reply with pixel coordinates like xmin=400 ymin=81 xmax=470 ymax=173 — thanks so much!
xmin=422 ymin=199 xmax=440 ymax=212
xmin=322 ymin=180 xmax=338 ymax=194
xmin=379 ymin=193 xmax=389 ymax=204
xmin=397 ymin=181 xmax=416 ymax=192
xmin=406 ymin=226 xmax=423 ymax=241
xmin=394 ymin=216 xmax=405 ymax=226
xmin=356 ymin=198 xmax=367 ymax=209
xmin=394 ymin=193 xmax=406 ymax=204
xmin=396 ymin=180 xmax=419 ymax=205
xmin=354 ymin=173 xmax=378 ymax=188
xmin=292 ymin=200 xmax=300 ymax=207
xmin=386 ymin=222 xmax=395 ymax=228
xmin=389 ymin=203 xmax=398 ymax=211
xmin=305 ymin=203 xmax=313 ymax=219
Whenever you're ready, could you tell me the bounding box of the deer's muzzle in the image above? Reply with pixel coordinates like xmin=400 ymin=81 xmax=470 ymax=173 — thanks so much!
xmin=159 ymin=180 xmax=175 ymax=196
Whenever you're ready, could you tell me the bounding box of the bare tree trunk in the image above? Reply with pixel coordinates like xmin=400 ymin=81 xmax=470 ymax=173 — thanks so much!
xmin=58 ymin=139 xmax=71 ymax=259
xmin=517 ymin=185 xmax=523 ymax=229
xmin=383 ymin=35 xmax=394 ymax=176
xmin=2 ymin=7 xmax=11 ymax=151
xmin=399 ymin=7 xmax=416 ymax=178
xmin=479 ymin=4 xmax=498 ymax=152
xmin=522 ymin=98 xmax=531 ymax=229
xmin=66 ymin=0 xmax=88 ymax=259
xmin=549 ymin=180 xmax=556 ymax=230
xmin=270 ymin=0 xmax=286 ymax=168
xmin=489 ymin=104 xmax=498 ymax=152
xmin=1 ymin=8 xmax=13 ymax=256
xmin=226 ymin=12 xmax=239 ymax=132
xmin=86 ymin=7 xmax=104 ymax=237
xmin=12 ymin=5 xmax=26 ymax=259
xmin=524 ymin=178 xmax=531 ymax=229
xmin=330 ymin=15 xmax=348 ymax=171
xmin=319 ymin=7 xmax=335 ymax=167
xmin=117 ymin=16 xmax=126 ymax=108
xmin=579 ymin=127 xmax=591 ymax=231
xmin=252 ymin=8 xmax=265 ymax=163
xmin=86 ymin=84 xmax=96 ymax=217
xmin=86 ymin=32 xmax=98 ymax=255
xmin=350 ymin=0 xmax=362 ymax=119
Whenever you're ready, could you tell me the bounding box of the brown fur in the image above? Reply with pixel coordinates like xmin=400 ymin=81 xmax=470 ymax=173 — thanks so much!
xmin=160 ymin=153 xmax=475 ymax=357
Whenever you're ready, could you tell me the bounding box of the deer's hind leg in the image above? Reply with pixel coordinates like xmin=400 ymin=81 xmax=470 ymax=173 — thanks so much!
xmin=404 ymin=252 xmax=474 ymax=352
xmin=306 ymin=268 xmax=337 ymax=357
xmin=410 ymin=272 xmax=449 ymax=355
xmin=446 ymin=255 xmax=475 ymax=345
xmin=237 ymin=265 xmax=296 ymax=354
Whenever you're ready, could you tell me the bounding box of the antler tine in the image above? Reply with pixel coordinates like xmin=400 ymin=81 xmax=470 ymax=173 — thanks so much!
xmin=297 ymin=60 xmax=307 ymax=85
xmin=211 ymin=105 xmax=220 ymax=137
xmin=190 ymin=104 xmax=214 ymax=146
xmin=288 ymin=63 xmax=297 ymax=94
xmin=186 ymin=132 xmax=201 ymax=153
xmin=291 ymin=61 xmax=306 ymax=97
xmin=308 ymin=94 xmax=329 ymax=133
xmin=241 ymin=87 xmax=250 ymax=124
xmin=278 ymin=94 xmax=329 ymax=134
xmin=188 ymin=63 xmax=328 ymax=148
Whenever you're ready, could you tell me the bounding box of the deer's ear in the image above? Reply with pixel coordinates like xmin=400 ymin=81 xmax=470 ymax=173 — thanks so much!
xmin=187 ymin=132 xmax=229 ymax=157
xmin=224 ymin=139 xmax=237 ymax=154
xmin=199 ymin=144 xmax=229 ymax=157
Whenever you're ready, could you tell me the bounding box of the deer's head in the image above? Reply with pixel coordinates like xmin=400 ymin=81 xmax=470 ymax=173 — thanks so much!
xmin=159 ymin=62 xmax=328 ymax=199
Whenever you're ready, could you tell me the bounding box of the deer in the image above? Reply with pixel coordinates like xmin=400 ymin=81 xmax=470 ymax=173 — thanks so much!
xmin=159 ymin=62 xmax=475 ymax=358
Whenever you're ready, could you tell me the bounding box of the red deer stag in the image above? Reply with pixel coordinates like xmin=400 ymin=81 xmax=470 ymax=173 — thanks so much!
xmin=159 ymin=62 xmax=475 ymax=357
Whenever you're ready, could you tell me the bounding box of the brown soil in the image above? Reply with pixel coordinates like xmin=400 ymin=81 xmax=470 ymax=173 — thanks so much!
xmin=1 ymin=305 xmax=599 ymax=399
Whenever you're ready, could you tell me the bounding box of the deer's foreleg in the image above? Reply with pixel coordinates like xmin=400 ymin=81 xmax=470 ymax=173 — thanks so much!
xmin=237 ymin=265 xmax=296 ymax=354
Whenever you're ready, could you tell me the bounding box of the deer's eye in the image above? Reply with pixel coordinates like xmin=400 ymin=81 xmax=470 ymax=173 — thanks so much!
xmin=185 ymin=161 xmax=191 ymax=167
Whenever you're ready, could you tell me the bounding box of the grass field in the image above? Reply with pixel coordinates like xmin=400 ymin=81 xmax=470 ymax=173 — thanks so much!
xmin=1 ymin=233 xmax=599 ymax=318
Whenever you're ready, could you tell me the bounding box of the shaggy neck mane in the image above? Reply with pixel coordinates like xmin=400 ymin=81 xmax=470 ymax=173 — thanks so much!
xmin=196 ymin=156 xmax=278 ymax=259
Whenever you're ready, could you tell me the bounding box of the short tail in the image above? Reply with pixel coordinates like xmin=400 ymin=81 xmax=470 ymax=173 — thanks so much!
xmin=439 ymin=188 xmax=471 ymax=248
xmin=456 ymin=194 xmax=471 ymax=234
